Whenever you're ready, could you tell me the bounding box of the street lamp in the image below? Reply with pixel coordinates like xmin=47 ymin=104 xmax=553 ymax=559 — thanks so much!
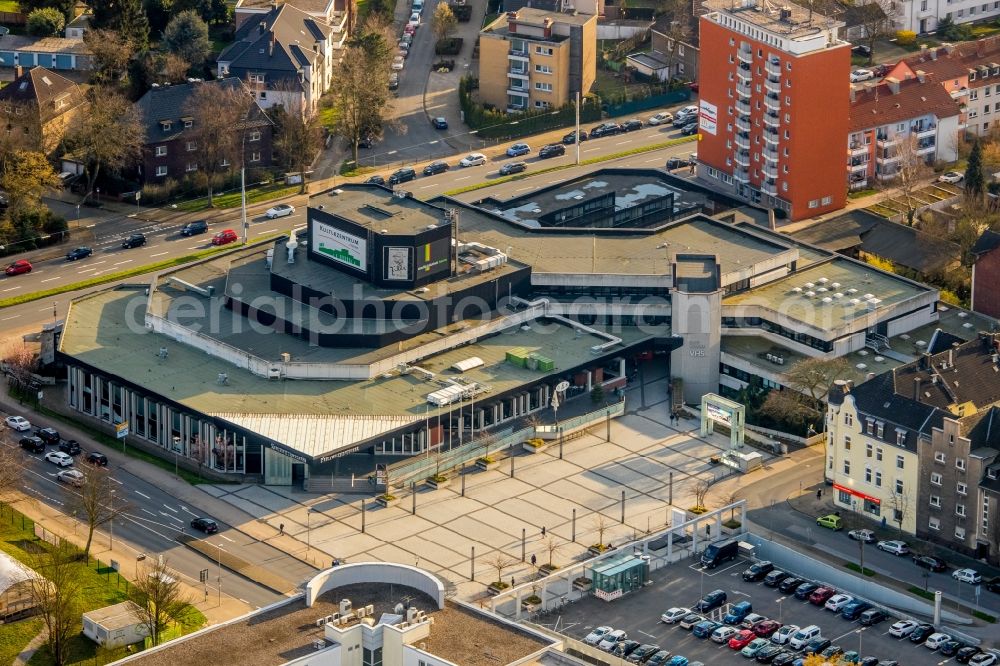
xmin=776 ymin=596 xmax=784 ymax=623
xmin=215 ymin=542 xmax=224 ymax=604
xmin=109 ymin=487 xmax=116 ymax=549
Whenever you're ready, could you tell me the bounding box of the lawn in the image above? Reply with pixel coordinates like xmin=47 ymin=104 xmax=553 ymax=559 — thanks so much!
xmin=592 ymin=68 xmax=648 ymax=100
xmin=173 ymin=182 xmax=300 ymax=213
xmin=0 ymin=507 xmax=206 ymax=666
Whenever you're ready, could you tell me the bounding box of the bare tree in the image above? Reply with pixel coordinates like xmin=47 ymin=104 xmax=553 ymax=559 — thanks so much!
xmin=486 ymin=551 xmax=518 ymax=587
xmin=129 ymin=558 xmax=191 ymax=646
xmin=590 ymin=513 xmax=611 ymax=550
xmin=892 ymin=134 xmax=934 ymax=226
xmin=272 ymin=91 xmax=323 ymax=195
xmin=542 ymin=535 xmax=562 ymax=569
xmin=83 ymin=29 xmax=135 ymax=85
xmin=855 ymin=0 xmax=898 ymax=66
xmin=183 ymin=81 xmax=251 ymax=206
xmin=887 ymin=486 xmax=909 ymax=533
xmin=29 ymin=541 xmax=82 ymax=666
xmin=721 ymin=490 xmax=740 ymax=522
xmin=65 ymin=88 xmax=143 ymax=204
xmin=68 ymin=465 xmax=127 ymax=557
xmin=2 ymin=342 xmax=38 ymax=394
xmin=693 ymin=479 xmax=710 ymax=512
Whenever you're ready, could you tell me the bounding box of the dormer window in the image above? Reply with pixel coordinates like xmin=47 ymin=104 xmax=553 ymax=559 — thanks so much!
xmin=184 ymin=120 xmax=193 ymax=129
xmin=160 ymin=120 xmax=172 ymax=132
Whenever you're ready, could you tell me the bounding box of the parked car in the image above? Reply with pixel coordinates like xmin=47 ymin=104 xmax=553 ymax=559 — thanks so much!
xmin=913 ymin=554 xmax=948 ymax=572
xmin=753 ymin=620 xmax=781 ymax=638
xmin=724 ymin=601 xmax=753 ymax=625
xmin=648 ymin=111 xmax=674 ymax=125
xmin=840 ymin=600 xmax=872 ymax=620
xmin=953 ymin=568 xmax=982 ymax=584
xmin=803 ymin=637 xmax=832 ymax=655
xmin=692 ymin=619 xmax=720 ymax=638
xmin=851 ymin=44 xmax=872 ymax=57
xmin=763 ymin=570 xmax=789 ymax=587
xmin=562 ymin=130 xmax=588 ymax=144
xmin=590 ymin=122 xmax=622 ymax=138
xmin=788 ymin=625 xmax=822 ymax=650
xmin=666 ymin=155 xmax=693 ymax=170
xmin=969 ymin=652 xmax=999 ymax=666
xmin=673 ymin=106 xmax=698 ymax=125
xmin=824 ymin=593 xmax=853 ymax=611
xmin=680 ymin=121 xmax=699 ymax=136
xmin=728 ymin=629 xmax=756 ymax=650
xmin=771 ymin=653 xmax=797 ymax=666
xmin=86 ymin=452 xmax=109 ymax=466
xmin=432 ymin=117 xmax=448 ymax=129
xmin=44 ymin=450 xmax=73 ymax=467
xmin=876 ymin=540 xmax=910 ymax=555
xmin=388 ymin=73 xmax=399 ymax=90
xmin=459 ymin=153 xmax=487 ymax=167
xmin=679 ymin=613 xmax=704 ymax=629
xmin=987 ymin=577 xmax=1000 ymax=593
xmin=266 ymin=203 xmax=295 ymax=219
xmin=5 ymin=415 xmax=31 ymax=431
xmin=66 ymin=246 xmax=93 ymax=261
xmin=711 ymin=626 xmax=738 ymax=643
xmin=599 ymin=629 xmax=628 ymax=651
xmin=957 ymin=647 xmax=983 ymax=663
xmin=621 ymin=118 xmax=643 ymax=132
xmin=626 ymin=644 xmax=660 ymax=663
xmin=742 ymin=560 xmax=775 ymax=582
xmin=36 ymin=427 xmax=60 ymax=445
xmin=59 ymin=439 xmax=81 ymax=455
xmin=191 ymin=517 xmax=219 ymax=533
xmin=851 ymin=68 xmax=875 ymax=82
xmin=57 ymin=469 xmax=84 ymax=486
xmin=423 ymin=161 xmax=450 ymax=176
xmin=611 ymin=640 xmax=641 ymax=659
xmin=538 ymin=144 xmax=566 ymax=159
xmin=778 ymin=576 xmax=804 ymax=593
xmin=793 ymin=582 xmax=819 ymax=600
xmin=925 ymin=633 xmax=952 ymax=650
xmin=754 ymin=644 xmax=784 ymax=662
xmin=19 ymin=436 xmax=45 ymax=453
xmin=941 ymin=640 xmax=971 ymax=657
xmin=661 ymin=607 xmax=690 ymax=624
xmin=391 ymin=55 xmax=405 ymax=70
xmin=859 ymin=608 xmax=887 ymax=626
xmin=365 ymin=175 xmax=386 ymax=185
xmin=741 ymin=638 xmax=771 ymax=658
xmin=939 ymin=171 xmax=964 ymax=183
xmin=506 ymin=143 xmax=531 ymax=157
xmin=388 ymin=167 xmax=417 ymax=185
xmin=646 ymin=651 xmax=672 ymax=666
xmin=740 ymin=613 xmax=767 ymax=630
xmin=212 ymin=229 xmax=238 ymax=246
xmin=584 ymin=626 xmax=613 ymax=645
xmin=816 ymin=514 xmax=843 ymax=530
xmin=695 ymin=589 xmax=727 ymax=612
xmin=121 ymin=233 xmax=146 ymax=249
xmin=909 ymin=624 xmax=936 ymax=643
xmin=4 ymin=259 xmax=32 ymax=276
xmin=181 ymin=220 xmax=209 ymax=236
xmin=499 ymin=162 xmax=527 ymax=176
xmin=848 ymin=529 xmax=876 ymax=543
xmin=809 ymin=587 xmax=836 ymax=605
xmin=770 ymin=624 xmax=799 ymax=645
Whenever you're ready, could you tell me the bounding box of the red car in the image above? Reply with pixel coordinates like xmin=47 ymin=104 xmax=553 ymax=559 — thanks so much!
xmin=4 ymin=259 xmax=31 ymax=276
xmin=753 ymin=619 xmax=781 ymax=638
xmin=211 ymin=229 xmax=238 ymax=246
xmin=809 ymin=586 xmax=836 ymax=606
xmin=728 ymin=629 xmax=756 ymax=650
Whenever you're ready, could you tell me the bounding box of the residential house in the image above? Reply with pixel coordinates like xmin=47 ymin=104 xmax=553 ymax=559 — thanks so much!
xmin=64 ymin=11 xmax=91 ymax=39
xmin=218 ymin=3 xmax=339 ymax=115
xmin=846 ymin=73 xmax=961 ymax=190
xmin=981 ymin=459 xmax=1000 ymax=563
xmin=0 ymin=34 xmax=91 ymax=70
xmin=893 ymin=0 xmax=1000 ymax=34
xmin=0 ymin=66 xmax=86 ymax=156
xmin=233 ymin=0 xmax=348 ymax=33
xmin=626 ymin=11 xmax=699 ymax=83
xmin=971 ymin=229 xmax=1000 ymax=318
xmin=134 ymin=78 xmax=274 ymax=183
xmin=827 ymin=332 xmax=1000 ymax=554
xmin=479 ymin=8 xmax=597 ymax=113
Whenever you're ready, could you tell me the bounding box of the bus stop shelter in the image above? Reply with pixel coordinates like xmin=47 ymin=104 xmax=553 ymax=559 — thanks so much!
xmin=591 ymin=552 xmax=650 ymax=601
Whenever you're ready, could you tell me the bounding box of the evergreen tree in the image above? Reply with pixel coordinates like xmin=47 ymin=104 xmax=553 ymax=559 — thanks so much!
xmin=966 ymin=139 xmax=985 ymax=200
xmin=91 ymin=0 xmax=150 ymax=50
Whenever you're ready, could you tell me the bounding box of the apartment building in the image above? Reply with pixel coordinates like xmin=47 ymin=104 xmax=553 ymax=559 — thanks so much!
xmin=697 ymin=0 xmax=850 ymax=221
xmin=479 ymin=8 xmax=596 ymax=113
xmin=626 ymin=12 xmax=700 ymax=83
xmin=827 ymin=333 xmax=1000 ymax=563
xmin=895 ymin=0 xmax=1000 ymax=35
xmin=846 ymin=73 xmax=961 ymax=191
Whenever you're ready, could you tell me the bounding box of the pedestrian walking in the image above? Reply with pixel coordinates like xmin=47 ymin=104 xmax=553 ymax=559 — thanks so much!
xmin=541 ymin=526 xmax=546 ymax=537
xmin=530 ymin=554 xmax=537 ymax=567
xmin=816 ymin=488 xmax=822 ymax=500
xmin=511 ymin=576 xmax=515 ymax=588
xmin=279 ymin=523 xmax=285 ymax=536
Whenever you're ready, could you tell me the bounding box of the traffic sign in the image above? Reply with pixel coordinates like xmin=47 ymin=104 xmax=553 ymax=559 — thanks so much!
xmin=115 ymin=422 xmax=129 ymax=439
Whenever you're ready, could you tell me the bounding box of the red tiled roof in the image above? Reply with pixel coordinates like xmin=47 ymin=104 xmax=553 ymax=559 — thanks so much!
xmin=900 ymin=35 xmax=1000 ymax=81
xmin=848 ymin=74 xmax=960 ymax=132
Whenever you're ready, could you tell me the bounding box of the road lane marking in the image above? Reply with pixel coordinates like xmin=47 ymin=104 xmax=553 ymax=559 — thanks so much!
xmin=219 ymin=534 xmax=235 ymax=543
xmin=181 ymin=506 xmax=197 ymax=516
xmin=88 ymin=260 xmax=106 ymax=266
xmin=188 ymin=245 xmax=202 ymax=250
xmin=150 ymin=252 xmax=168 ymax=258
xmin=40 ymin=277 xmax=60 ymax=283
xmin=113 ymin=260 xmax=133 ymax=266
xmin=135 ymin=490 xmax=151 ymax=499
xmin=644 ymin=157 xmax=664 ymax=163
xmin=615 ymin=140 xmax=633 ymax=145
xmin=163 ymin=504 xmax=179 ymax=513
xmin=2 ymin=286 xmax=21 ymax=292
xmin=159 ymin=511 xmax=184 ymax=524
xmin=455 ymin=176 xmax=470 ymax=181
xmin=1 ymin=315 xmax=20 ymax=321
xmin=239 ymin=598 xmax=249 ymax=604
xmin=142 ymin=508 xmax=156 ymax=516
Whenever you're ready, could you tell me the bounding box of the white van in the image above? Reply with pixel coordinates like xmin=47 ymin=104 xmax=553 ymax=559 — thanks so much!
xmin=788 ymin=624 xmax=821 ymax=650
xmin=412 ymin=0 xmax=423 ymax=12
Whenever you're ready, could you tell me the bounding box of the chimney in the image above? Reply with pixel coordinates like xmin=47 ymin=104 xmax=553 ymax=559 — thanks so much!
xmin=978 ymin=38 xmax=986 ymax=57
xmin=259 ymin=20 xmax=266 ymax=35
xmin=14 ymin=64 xmax=21 ymax=79
xmin=849 ymin=85 xmax=856 ymax=102
xmin=543 ymin=16 xmax=553 ymax=38
xmin=885 ymin=76 xmax=900 ymax=95
xmin=269 ymin=33 xmax=275 ymax=57
xmin=920 ymin=43 xmax=928 ymax=56
xmin=916 ymin=69 xmax=926 ymax=83
xmin=903 ymin=71 xmax=913 ymax=80
xmin=914 ymin=376 xmax=921 ymax=402
xmin=931 ymin=48 xmax=939 ymax=60
xmin=507 ymin=10 xmax=518 ymax=32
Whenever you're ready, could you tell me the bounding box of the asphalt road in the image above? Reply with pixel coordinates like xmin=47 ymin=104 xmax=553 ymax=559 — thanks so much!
xmin=555 ymin=556 xmax=979 ymax=665
xmin=0 ymin=425 xmax=312 ymax=609
xmin=751 ymin=501 xmax=1000 ymax=618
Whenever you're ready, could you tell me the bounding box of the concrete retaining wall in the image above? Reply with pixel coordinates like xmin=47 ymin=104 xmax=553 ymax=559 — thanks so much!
xmin=305 ymin=563 xmax=445 ymax=608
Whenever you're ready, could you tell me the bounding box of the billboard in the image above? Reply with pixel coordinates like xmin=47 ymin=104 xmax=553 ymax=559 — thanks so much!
xmin=416 ymin=237 xmax=450 ymax=275
xmin=312 ymin=221 xmax=367 ymax=271
xmin=698 ymin=99 xmax=718 ymax=136
xmin=704 ymin=401 xmax=732 ymax=426
xmin=383 ymin=246 xmax=412 ymax=281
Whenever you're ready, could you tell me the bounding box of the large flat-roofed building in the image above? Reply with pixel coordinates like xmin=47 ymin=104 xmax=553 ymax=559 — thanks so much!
xmin=56 ymin=170 xmax=989 ymax=487
xmin=479 ymin=8 xmax=596 ymax=113
xmin=697 ymin=0 xmax=850 ymax=220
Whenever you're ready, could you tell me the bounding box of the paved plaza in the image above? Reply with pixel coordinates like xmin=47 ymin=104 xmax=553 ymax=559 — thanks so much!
xmin=203 ymin=376 xmax=770 ymax=600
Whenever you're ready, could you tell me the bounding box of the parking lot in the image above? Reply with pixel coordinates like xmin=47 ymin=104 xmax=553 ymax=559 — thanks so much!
xmin=554 ymin=556 xmax=976 ymax=665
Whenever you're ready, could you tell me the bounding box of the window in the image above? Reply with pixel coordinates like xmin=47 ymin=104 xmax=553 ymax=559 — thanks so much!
xmin=930 ymin=495 xmax=941 ymax=507
xmin=534 ymin=46 xmax=553 ymax=56
xmin=155 ymin=165 xmax=168 ymax=177
xmin=956 ymin=504 xmax=966 ymax=517
xmin=248 ymin=73 xmax=264 ymax=84
xmin=534 ymin=64 xmax=552 ymax=74
xmin=155 ymin=145 xmax=167 ymax=157
xmin=845 ymin=413 xmax=853 ymax=426
xmin=930 ymin=472 xmax=942 ymax=485
xmin=838 ymin=489 xmax=851 ymax=504
xmin=895 ymin=430 xmax=906 ymax=446
xmin=249 ymin=131 xmax=261 ymax=141
xmin=843 ymin=459 xmax=851 ymax=475
xmin=956 ymin=458 xmax=966 ymax=471
xmin=866 ymin=419 xmax=874 ymax=435
xmin=865 ymin=442 xmax=871 ymax=457
xmin=533 ymin=100 xmax=550 ymax=108
xmin=219 ymin=158 xmax=230 ymax=167
xmin=865 ymin=466 xmax=872 ymax=483
xmin=929 ymin=516 xmax=940 ymax=530
xmin=250 ymin=151 xmax=261 ymax=162
xmin=896 ymin=455 xmax=904 ymax=469
xmin=935 ymin=451 xmax=946 ymax=464
xmin=895 ymin=479 xmax=904 ymax=494
xmin=957 ymin=482 xmax=967 ymax=495
xmin=186 ymin=141 xmax=196 ymax=152
xmin=955 ymin=526 xmax=966 ymax=539
xmin=259 ymin=92 xmax=267 ymax=100
xmin=845 ymin=436 xmax=852 ymax=451
xmin=534 ymin=82 xmax=553 ymax=92
xmin=876 ymin=447 xmax=883 ymax=461
xmin=186 ymin=162 xmax=197 ymax=172
xmin=876 ymin=422 xmax=884 ymax=438
xmin=875 ymin=471 xmax=882 ymax=487
xmin=184 ymin=120 xmax=193 ymax=129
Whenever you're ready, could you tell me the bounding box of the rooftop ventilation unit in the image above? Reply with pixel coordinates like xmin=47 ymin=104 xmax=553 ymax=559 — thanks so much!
xmin=818 ymin=277 xmax=829 ymax=283
xmin=822 ymin=297 xmax=832 ymax=303
xmin=805 ymin=291 xmax=815 ymax=297
xmin=833 ymin=292 xmax=844 ymax=298
xmin=804 ymin=282 xmax=815 ymax=288
xmin=792 ymin=287 xmax=802 ymax=293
